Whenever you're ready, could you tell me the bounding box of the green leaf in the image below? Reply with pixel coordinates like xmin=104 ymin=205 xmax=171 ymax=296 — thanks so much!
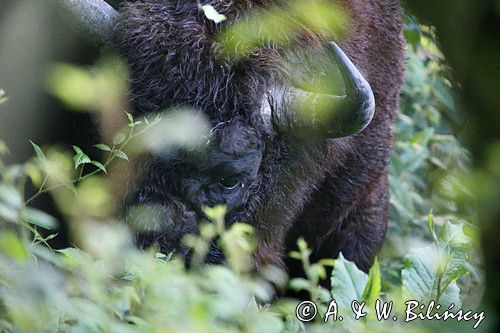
xmin=428 ymin=213 xmax=438 ymax=242
xmin=404 ymin=28 xmax=421 ymax=51
xmin=0 ymin=184 xmax=23 ymax=208
xmin=31 ymin=244 xmax=63 ymax=267
xmin=402 ymin=245 xmax=462 ymax=307
xmin=72 ymin=145 xmax=84 ymax=155
xmin=94 ymin=144 xmax=111 ymax=151
xmin=318 ymin=258 xmax=336 ymax=267
xmin=362 ymin=257 xmax=381 ymax=307
xmin=0 ymin=202 xmax=18 ymax=222
xmin=114 ymin=150 xmax=129 ymax=161
xmin=113 ymin=132 xmax=126 ymax=145
xmin=308 ymin=263 xmax=327 ymax=280
xmin=438 ymin=221 xmax=471 ymax=248
xmin=155 ymin=252 xmax=167 ymax=259
xmin=288 ymin=278 xmax=310 ymax=292
xmin=0 ymin=140 xmax=8 ymax=155
xmin=0 ymin=232 xmax=28 ymax=262
xmin=331 ymin=253 xmax=368 ymax=310
xmin=0 ymin=89 xmax=8 ymax=104
xmin=288 ymin=251 xmax=301 ymax=260
xmin=21 ymin=208 xmax=58 ymax=230
xmin=199 ymin=4 xmax=227 ymax=23
xmin=72 ymin=146 xmax=91 ymax=169
xmin=29 ymin=140 xmax=46 ymax=163
xmin=62 ymin=181 xmax=77 ymax=195
xmin=91 ymin=161 xmax=107 ymax=173
xmin=126 ymin=112 xmax=134 ymax=123
xmin=57 ymin=248 xmax=94 ymax=268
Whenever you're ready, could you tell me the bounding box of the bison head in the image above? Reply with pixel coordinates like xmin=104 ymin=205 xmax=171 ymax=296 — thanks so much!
xmin=57 ymin=0 xmax=375 ymax=262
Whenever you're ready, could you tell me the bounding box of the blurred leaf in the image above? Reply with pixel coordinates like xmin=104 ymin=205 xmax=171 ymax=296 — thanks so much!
xmin=25 ymin=163 xmax=42 ymax=187
xmin=434 ymin=79 xmax=455 ymax=111
xmin=0 ymin=89 xmax=8 ymax=104
xmin=47 ymin=58 xmax=127 ymax=113
xmin=57 ymin=247 xmax=94 ymax=269
xmin=438 ymin=221 xmax=471 ymax=248
xmin=428 ymin=213 xmax=438 ymax=242
xmin=404 ymin=28 xmax=421 ymax=51
xmin=288 ymin=278 xmax=310 ymax=292
xmin=0 ymin=232 xmax=28 ymax=262
xmin=0 ymin=184 xmax=23 ymax=208
xmin=126 ymin=112 xmax=134 ymax=123
xmin=204 ymin=205 xmax=226 ymax=225
xmin=218 ymin=0 xmax=347 ymax=59
xmin=113 ymin=133 xmax=126 ymax=145
xmin=21 ymin=208 xmax=58 ymax=230
xmin=0 ymin=140 xmax=8 ymax=155
xmin=0 ymin=202 xmax=18 ymax=222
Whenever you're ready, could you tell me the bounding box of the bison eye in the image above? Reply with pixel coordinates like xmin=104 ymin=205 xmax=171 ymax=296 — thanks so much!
xmin=218 ymin=176 xmax=240 ymax=190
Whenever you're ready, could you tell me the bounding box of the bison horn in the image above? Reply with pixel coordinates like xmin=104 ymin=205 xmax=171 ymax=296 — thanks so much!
xmin=265 ymin=42 xmax=375 ymax=138
xmin=53 ymin=0 xmax=120 ymax=44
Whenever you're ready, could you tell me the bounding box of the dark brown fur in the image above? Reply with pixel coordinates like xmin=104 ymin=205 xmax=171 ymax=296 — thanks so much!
xmin=114 ymin=0 xmax=405 ymax=273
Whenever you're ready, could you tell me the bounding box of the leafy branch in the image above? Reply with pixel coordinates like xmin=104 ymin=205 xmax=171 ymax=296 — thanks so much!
xmin=25 ymin=112 xmax=161 ymax=205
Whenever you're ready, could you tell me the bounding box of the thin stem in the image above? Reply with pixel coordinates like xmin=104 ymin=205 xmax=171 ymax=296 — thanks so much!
xmin=39 ymin=174 xmax=49 ymax=193
xmin=78 ymin=164 xmax=85 ymax=180
xmin=24 ymin=118 xmax=157 ymax=206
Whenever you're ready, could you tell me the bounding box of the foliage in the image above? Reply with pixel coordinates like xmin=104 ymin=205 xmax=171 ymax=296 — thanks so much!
xmin=0 ymin=9 xmax=487 ymax=333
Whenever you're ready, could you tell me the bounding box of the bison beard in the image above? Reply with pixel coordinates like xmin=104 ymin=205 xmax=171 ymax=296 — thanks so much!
xmin=103 ymin=0 xmax=405 ymax=273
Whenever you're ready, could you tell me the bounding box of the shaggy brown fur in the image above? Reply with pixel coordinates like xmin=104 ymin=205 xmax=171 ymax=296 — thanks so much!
xmin=114 ymin=0 xmax=405 ymax=273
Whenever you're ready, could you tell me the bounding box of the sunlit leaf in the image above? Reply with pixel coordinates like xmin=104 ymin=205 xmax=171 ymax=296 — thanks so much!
xmin=330 ymin=253 xmax=368 ymax=310
xmin=200 ymin=4 xmax=227 ymax=23
xmin=402 ymin=245 xmax=462 ymax=307
xmin=0 ymin=232 xmax=28 ymax=262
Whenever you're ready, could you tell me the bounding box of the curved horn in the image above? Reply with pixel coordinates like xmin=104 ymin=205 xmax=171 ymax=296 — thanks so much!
xmin=266 ymin=42 xmax=375 ymax=138
xmin=53 ymin=0 xmax=120 ymax=43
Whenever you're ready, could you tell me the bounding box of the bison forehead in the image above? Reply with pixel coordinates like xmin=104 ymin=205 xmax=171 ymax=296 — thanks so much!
xmin=217 ymin=122 xmax=262 ymax=154
xmin=114 ymin=0 xmax=281 ymax=118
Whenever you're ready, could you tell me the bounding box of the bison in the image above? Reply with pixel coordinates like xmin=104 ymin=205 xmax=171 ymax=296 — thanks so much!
xmin=58 ymin=0 xmax=405 ymax=273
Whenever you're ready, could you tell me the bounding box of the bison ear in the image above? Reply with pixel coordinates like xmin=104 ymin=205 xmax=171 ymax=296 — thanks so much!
xmin=264 ymin=42 xmax=375 ymax=139
xmin=53 ymin=0 xmax=120 ymax=44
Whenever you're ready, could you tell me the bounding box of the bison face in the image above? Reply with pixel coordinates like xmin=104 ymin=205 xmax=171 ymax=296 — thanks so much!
xmin=125 ymin=118 xmax=264 ymax=258
xmin=62 ymin=1 xmax=378 ymax=261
